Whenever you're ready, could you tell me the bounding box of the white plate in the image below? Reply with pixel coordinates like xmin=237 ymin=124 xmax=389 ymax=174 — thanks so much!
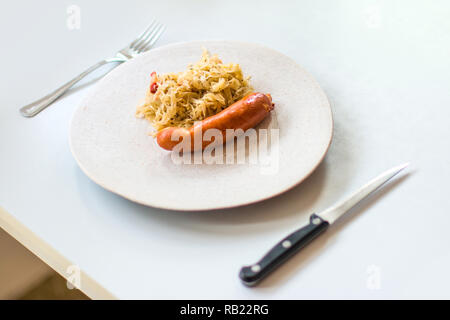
xmin=70 ymin=41 xmax=333 ymax=211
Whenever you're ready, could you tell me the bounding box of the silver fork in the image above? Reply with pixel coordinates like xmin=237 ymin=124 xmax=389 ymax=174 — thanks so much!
xmin=20 ymin=21 xmax=165 ymax=117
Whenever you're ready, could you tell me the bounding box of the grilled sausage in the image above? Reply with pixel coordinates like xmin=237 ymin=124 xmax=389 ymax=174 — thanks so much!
xmin=156 ymin=92 xmax=274 ymax=151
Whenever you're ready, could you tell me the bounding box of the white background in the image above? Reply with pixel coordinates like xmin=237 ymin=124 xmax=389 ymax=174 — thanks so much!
xmin=0 ymin=0 xmax=449 ymax=299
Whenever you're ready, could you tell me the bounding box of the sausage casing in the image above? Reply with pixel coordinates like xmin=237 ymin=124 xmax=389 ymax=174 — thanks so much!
xmin=156 ymin=92 xmax=274 ymax=151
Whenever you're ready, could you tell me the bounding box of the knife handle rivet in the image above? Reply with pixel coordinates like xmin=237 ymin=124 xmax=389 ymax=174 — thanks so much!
xmin=282 ymin=240 xmax=292 ymax=248
xmin=312 ymin=217 xmax=321 ymax=225
xmin=251 ymin=264 xmax=261 ymax=273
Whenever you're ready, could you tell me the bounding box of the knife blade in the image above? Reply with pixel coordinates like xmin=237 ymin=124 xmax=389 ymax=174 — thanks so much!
xmin=239 ymin=162 xmax=409 ymax=286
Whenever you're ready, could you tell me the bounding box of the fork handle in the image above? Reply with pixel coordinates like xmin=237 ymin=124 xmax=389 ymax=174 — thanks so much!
xmin=20 ymin=59 xmax=114 ymax=117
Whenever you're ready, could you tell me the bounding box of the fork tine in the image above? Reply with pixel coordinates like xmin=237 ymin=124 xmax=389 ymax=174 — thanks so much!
xmin=141 ymin=25 xmax=165 ymax=52
xmin=129 ymin=20 xmax=157 ymax=48
xmin=134 ymin=23 xmax=164 ymax=52
xmin=134 ymin=22 xmax=164 ymax=52
xmin=132 ymin=22 xmax=160 ymax=50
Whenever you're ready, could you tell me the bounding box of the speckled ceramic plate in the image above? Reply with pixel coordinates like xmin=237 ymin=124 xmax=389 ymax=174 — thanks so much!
xmin=69 ymin=41 xmax=333 ymax=211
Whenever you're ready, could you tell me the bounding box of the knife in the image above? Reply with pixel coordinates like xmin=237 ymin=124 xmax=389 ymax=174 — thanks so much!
xmin=239 ymin=162 xmax=409 ymax=286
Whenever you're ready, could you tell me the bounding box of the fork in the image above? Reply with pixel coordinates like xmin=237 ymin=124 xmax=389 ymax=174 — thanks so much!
xmin=20 ymin=21 xmax=165 ymax=117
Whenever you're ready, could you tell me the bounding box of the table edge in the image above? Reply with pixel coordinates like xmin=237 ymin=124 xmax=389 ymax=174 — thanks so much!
xmin=0 ymin=207 xmax=116 ymax=300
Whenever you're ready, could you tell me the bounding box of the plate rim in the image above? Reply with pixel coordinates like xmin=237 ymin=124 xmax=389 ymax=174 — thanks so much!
xmin=69 ymin=40 xmax=333 ymax=211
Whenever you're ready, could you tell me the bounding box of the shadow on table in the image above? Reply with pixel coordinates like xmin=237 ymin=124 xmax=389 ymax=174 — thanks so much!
xmin=75 ymin=155 xmax=331 ymax=232
xmin=73 ymin=100 xmax=351 ymax=230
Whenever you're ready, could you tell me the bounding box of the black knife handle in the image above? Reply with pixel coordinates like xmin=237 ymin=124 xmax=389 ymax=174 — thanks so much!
xmin=239 ymin=214 xmax=329 ymax=286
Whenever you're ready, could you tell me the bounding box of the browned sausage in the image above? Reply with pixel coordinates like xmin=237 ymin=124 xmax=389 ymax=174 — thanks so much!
xmin=156 ymin=92 xmax=274 ymax=151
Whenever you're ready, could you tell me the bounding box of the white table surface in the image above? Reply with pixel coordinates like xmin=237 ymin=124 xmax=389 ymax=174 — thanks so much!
xmin=1 ymin=0 xmax=449 ymax=299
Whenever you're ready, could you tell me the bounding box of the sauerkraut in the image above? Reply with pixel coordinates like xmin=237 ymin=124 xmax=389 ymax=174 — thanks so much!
xmin=136 ymin=49 xmax=253 ymax=132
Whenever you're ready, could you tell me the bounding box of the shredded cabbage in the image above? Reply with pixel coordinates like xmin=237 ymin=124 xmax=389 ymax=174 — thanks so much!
xmin=136 ymin=49 xmax=253 ymax=132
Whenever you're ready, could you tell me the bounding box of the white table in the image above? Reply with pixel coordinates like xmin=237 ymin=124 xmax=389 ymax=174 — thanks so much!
xmin=1 ymin=0 xmax=449 ymax=299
